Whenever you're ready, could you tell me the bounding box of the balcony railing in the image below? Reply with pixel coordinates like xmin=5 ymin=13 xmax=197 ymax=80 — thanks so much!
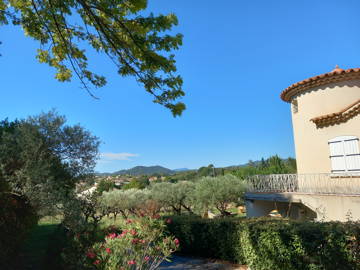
xmin=246 ymin=173 xmax=360 ymax=195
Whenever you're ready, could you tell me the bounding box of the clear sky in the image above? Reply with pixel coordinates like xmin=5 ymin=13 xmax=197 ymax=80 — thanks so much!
xmin=1 ymin=0 xmax=360 ymax=172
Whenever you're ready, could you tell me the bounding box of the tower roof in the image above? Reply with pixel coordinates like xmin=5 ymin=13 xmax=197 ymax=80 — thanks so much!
xmin=280 ymin=65 xmax=360 ymax=102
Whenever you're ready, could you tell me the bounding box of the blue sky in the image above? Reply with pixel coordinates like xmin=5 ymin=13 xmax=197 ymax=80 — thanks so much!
xmin=1 ymin=0 xmax=360 ymax=172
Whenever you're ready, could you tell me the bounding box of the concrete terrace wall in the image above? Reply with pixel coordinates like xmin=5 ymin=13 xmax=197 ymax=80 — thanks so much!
xmin=246 ymin=192 xmax=360 ymax=222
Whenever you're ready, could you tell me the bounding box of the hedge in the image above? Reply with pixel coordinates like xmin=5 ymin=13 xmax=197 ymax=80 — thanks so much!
xmin=166 ymin=215 xmax=360 ymax=270
xmin=0 ymin=193 xmax=38 ymax=269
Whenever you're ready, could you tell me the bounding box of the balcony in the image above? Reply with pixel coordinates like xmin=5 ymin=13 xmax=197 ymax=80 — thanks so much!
xmin=246 ymin=173 xmax=360 ymax=195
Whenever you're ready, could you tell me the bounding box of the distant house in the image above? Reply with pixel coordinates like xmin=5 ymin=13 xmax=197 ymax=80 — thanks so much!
xmin=149 ymin=176 xmax=158 ymax=182
xmin=78 ymin=183 xmax=98 ymax=198
xmin=245 ymin=66 xmax=360 ymax=221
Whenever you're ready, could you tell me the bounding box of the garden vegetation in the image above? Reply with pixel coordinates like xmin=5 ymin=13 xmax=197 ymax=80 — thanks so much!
xmin=166 ymin=215 xmax=360 ymax=270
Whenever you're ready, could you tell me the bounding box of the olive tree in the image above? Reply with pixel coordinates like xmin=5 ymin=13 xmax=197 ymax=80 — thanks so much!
xmin=0 ymin=111 xmax=100 ymax=220
xmin=100 ymin=188 xmax=151 ymax=219
xmin=193 ymin=175 xmax=246 ymax=217
xmin=151 ymin=181 xmax=195 ymax=215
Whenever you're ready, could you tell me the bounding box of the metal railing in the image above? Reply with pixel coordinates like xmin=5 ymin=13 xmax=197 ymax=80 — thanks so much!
xmin=246 ymin=173 xmax=360 ymax=195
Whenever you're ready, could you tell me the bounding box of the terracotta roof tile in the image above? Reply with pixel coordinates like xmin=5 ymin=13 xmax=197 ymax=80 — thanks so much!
xmin=310 ymin=99 xmax=360 ymax=128
xmin=281 ymin=65 xmax=360 ymax=102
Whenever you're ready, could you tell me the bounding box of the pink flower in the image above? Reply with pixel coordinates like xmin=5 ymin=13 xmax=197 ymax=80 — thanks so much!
xmin=144 ymin=256 xmax=150 ymax=261
xmin=130 ymin=229 xmax=137 ymax=236
xmin=174 ymin=238 xmax=180 ymax=246
xmin=128 ymin=260 xmax=136 ymax=265
xmin=93 ymin=260 xmax=100 ymax=265
xmin=105 ymin=248 xmax=112 ymax=254
xmin=86 ymin=251 xmax=96 ymax=259
xmin=166 ymin=218 xmax=172 ymax=224
xmin=126 ymin=219 xmax=133 ymax=224
xmin=106 ymin=233 xmax=117 ymax=239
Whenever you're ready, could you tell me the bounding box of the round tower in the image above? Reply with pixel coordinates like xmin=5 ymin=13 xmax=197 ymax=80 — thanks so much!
xmin=281 ymin=66 xmax=360 ymax=174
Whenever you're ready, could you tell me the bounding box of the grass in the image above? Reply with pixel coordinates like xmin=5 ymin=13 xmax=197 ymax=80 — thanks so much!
xmin=20 ymin=216 xmax=62 ymax=269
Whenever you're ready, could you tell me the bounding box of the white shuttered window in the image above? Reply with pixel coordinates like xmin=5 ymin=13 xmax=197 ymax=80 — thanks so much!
xmin=328 ymin=136 xmax=360 ymax=173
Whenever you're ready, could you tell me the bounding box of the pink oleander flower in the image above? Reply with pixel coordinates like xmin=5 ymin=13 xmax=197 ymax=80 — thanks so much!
xmin=174 ymin=238 xmax=180 ymax=246
xmin=105 ymin=248 xmax=112 ymax=254
xmin=131 ymin=238 xmax=140 ymax=244
xmin=144 ymin=256 xmax=150 ymax=261
xmin=166 ymin=218 xmax=172 ymax=224
xmin=128 ymin=260 xmax=136 ymax=265
xmin=107 ymin=233 xmax=117 ymax=239
xmin=86 ymin=251 xmax=96 ymax=259
xmin=93 ymin=260 xmax=100 ymax=265
xmin=126 ymin=219 xmax=133 ymax=224
xmin=130 ymin=229 xmax=137 ymax=236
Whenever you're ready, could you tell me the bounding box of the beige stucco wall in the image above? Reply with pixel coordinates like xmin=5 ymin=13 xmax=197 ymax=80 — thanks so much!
xmin=246 ymin=193 xmax=360 ymax=221
xmin=291 ymin=80 xmax=360 ymax=174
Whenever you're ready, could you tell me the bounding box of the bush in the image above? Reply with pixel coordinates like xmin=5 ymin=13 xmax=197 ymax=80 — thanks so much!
xmin=96 ymin=179 xmax=115 ymax=194
xmin=0 ymin=193 xmax=38 ymax=268
xmin=86 ymin=217 xmax=178 ymax=270
xmin=166 ymin=216 xmax=360 ymax=270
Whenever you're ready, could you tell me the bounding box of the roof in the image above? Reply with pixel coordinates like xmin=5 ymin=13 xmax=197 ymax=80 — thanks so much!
xmin=280 ymin=65 xmax=360 ymax=102
xmin=310 ymin=99 xmax=360 ymax=128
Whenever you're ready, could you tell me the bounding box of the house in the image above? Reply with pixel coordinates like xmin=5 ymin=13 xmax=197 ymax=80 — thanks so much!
xmin=245 ymin=66 xmax=360 ymax=221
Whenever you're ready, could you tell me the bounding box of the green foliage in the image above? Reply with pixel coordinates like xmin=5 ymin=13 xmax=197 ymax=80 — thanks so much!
xmin=87 ymin=217 xmax=179 ymax=270
xmin=167 ymin=216 xmax=360 ymax=270
xmin=0 ymin=111 xmax=100 ymax=212
xmin=229 ymin=155 xmax=297 ymax=179
xmin=123 ymin=178 xmax=149 ymax=190
xmin=150 ymin=181 xmax=195 ymax=214
xmin=1 ymin=0 xmax=185 ymax=116
xmin=0 ymin=111 xmax=100 ymax=237
xmin=193 ymin=175 xmax=246 ymax=216
xmin=164 ymin=169 xmax=198 ymax=182
xmin=96 ymin=179 xmax=115 ymax=194
xmin=0 ymin=193 xmax=38 ymax=269
xmin=100 ymin=189 xmax=151 ymax=219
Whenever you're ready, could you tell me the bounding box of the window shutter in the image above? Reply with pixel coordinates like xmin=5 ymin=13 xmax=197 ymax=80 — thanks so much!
xmin=329 ymin=136 xmax=360 ymax=173
xmin=344 ymin=138 xmax=360 ymax=172
xmin=329 ymin=140 xmax=346 ymax=172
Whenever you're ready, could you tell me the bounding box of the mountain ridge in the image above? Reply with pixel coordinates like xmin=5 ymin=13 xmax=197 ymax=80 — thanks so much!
xmin=97 ymin=165 xmax=175 ymax=176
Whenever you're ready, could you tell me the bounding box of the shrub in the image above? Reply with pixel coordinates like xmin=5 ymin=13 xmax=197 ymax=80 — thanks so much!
xmin=0 ymin=193 xmax=38 ymax=268
xmin=166 ymin=216 xmax=360 ymax=270
xmin=96 ymin=179 xmax=115 ymax=194
xmin=86 ymin=217 xmax=179 ymax=270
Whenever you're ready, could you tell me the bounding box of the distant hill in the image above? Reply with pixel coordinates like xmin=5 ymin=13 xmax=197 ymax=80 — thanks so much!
xmin=173 ymin=168 xmax=190 ymax=172
xmin=110 ymin=165 xmax=175 ymax=176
